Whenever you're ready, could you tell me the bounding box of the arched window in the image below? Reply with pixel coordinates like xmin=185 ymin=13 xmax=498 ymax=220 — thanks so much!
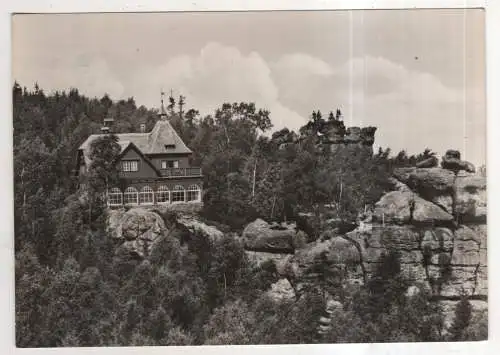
xmin=108 ymin=187 xmax=123 ymax=206
xmin=186 ymin=184 xmax=201 ymax=202
xmin=156 ymin=186 xmax=170 ymax=204
xmin=123 ymin=187 xmax=139 ymax=205
xmin=171 ymin=185 xmax=185 ymax=203
xmin=139 ymin=186 xmax=154 ymax=205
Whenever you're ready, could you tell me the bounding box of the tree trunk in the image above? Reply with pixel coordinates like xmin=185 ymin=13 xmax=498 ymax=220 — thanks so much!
xmin=223 ymin=272 xmax=227 ymax=299
xmin=270 ymin=195 xmax=277 ymax=220
xmin=252 ymin=158 xmax=257 ymax=198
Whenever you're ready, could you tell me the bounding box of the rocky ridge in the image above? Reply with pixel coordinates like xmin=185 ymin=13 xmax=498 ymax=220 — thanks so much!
xmin=105 ymin=152 xmax=487 ymax=335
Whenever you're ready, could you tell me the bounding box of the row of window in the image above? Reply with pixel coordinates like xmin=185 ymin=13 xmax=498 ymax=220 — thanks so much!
xmin=107 ymin=185 xmax=201 ymax=206
xmin=121 ymin=160 xmax=180 ymax=172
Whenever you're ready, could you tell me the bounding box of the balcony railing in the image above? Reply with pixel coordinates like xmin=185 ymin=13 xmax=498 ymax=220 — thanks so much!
xmin=160 ymin=167 xmax=202 ymax=177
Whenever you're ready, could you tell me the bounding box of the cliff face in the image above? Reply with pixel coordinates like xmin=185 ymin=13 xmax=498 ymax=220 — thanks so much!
xmin=293 ymin=118 xmax=377 ymax=156
xmin=283 ymin=166 xmax=487 ymax=330
xmin=326 ymin=126 xmax=377 ymax=156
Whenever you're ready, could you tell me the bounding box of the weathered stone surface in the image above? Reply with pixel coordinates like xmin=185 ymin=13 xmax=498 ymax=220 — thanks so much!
xmin=412 ymin=195 xmax=454 ymax=225
xmin=479 ymin=249 xmax=487 ymax=266
xmin=372 ymin=225 xmax=421 ymax=250
xmin=372 ymin=191 xmax=413 ymax=225
xmin=432 ymin=195 xmax=454 ymax=215
xmin=365 ymin=262 xmax=427 ymax=282
xmin=242 ymin=219 xmax=297 ymax=253
xmin=451 ymin=241 xmax=480 ymax=266
xmin=393 ymin=167 xmax=416 ymax=184
xmin=107 ymin=208 xmax=168 ymax=258
xmin=245 ymin=251 xmax=292 ymax=275
xmin=388 ymin=178 xmax=413 ymax=192
xmin=344 ymin=127 xmax=362 ymax=143
xmin=441 ymin=150 xmax=476 ymax=173
xmin=476 ymin=266 xmax=488 ymax=296
xmin=455 ymin=174 xmax=487 ymax=222
xmin=444 ymin=149 xmax=461 ymax=160
xmin=153 ymin=202 xmax=203 ymax=214
xmin=421 ymin=228 xmax=454 ymax=252
xmin=436 ymin=266 xmax=478 ymax=297
xmin=416 ymin=156 xmax=439 ymax=168
xmin=293 ymin=237 xmax=361 ymax=268
xmin=364 ymin=248 xmax=422 ymax=264
xmin=267 ymin=279 xmax=296 ymax=302
xmin=469 ymin=224 xmax=488 ymax=250
xmin=407 ymin=168 xmax=455 ymax=198
xmin=455 ymin=225 xmax=481 ymax=244
xmin=429 ymin=252 xmax=452 ymax=266
xmin=109 ymin=208 xmax=165 ymax=241
xmin=177 ymin=215 xmax=224 ymax=242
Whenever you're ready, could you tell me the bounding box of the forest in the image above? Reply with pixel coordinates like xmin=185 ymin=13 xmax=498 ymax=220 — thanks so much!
xmin=13 ymin=83 xmax=486 ymax=346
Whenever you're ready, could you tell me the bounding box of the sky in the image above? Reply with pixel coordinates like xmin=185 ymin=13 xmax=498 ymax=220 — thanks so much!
xmin=11 ymin=9 xmax=486 ymax=166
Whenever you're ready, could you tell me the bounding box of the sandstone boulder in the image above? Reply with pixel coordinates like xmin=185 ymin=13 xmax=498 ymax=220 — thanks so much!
xmin=267 ymin=278 xmax=296 ymax=302
xmin=388 ymin=177 xmax=412 ymax=192
xmin=476 ymin=266 xmax=488 ymax=297
xmin=245 ymin=251 xmax=292 ymax=275
xmin=286 ymin=237 xmax=363 ymax=288
xmin=344 ymin=127 xmax=361 ymax=143
xmin=372 ymin=190 xmax=413 ymax=225
xmin=441 ymin=149 xmax=476 ymax=173
xmin=412 ymin=195 xmax=454 ymax=225
xmin=407 ymin=168 xmax=455 ymax=196
xmin=451 ymin=226 xmax=481 ymax=266
xmin=360 ymin=127 xmax=377 ymax=145
xmin=393 ymin=167 xmax=416 ymax=184
xmin=416 ymin=156 xmax=438 ymax=168
xmin=242 ymin=219 xmax=304 ymax=253
xmin=177 ymin=215 xmax=224 ymax=242
xmin=436 ymin=265 xmax=478 ymax=297
xmin=421 ymin=228 xmax=454 ymax=252
xmin=109 ymin=208 xmax=166 ymax=258
xmin=111 ymin=208 xmax=165 ymax=241
xmin=454 ymin=174 xmax=487 ymax=222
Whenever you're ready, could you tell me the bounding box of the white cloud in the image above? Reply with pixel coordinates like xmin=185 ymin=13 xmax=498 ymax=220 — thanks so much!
xmin=328 ymin=56 xmax=484 ymax=165
xmin=131 ymin=42 xmax=308 ymax=131
xmin=274 ymin=53 xmax=334 ymax=77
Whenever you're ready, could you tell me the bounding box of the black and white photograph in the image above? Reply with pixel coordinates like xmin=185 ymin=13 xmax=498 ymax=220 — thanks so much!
xmin=12 ymin=8 xmax=488 ymax=347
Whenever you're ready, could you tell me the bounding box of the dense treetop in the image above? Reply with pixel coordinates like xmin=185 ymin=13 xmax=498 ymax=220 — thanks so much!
xmin=14 ymin=83 xmax=483 ymax=346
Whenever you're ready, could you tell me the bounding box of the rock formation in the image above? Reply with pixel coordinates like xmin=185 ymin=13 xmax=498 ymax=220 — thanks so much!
xmin=108 ymin=207 xmax=224 ymax=258
xmin=279 ymin=163 xmax=487 ymax=330
xmin=242 ymin=219 xmax=307 ymax=254
xmin=108 ymin=208 xmax=166 ymax=258
xmin=441 ymin=149 xmax=476 ymax=173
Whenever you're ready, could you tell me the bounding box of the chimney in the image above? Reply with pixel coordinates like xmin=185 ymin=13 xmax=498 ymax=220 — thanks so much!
xmin=102 ymin=117 xmax=114 ymax=134
xmin=140 ymin=123 xmax=146 ymax=133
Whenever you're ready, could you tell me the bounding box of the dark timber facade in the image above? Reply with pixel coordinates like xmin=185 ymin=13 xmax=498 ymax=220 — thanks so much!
xmin=76 ymin=101 xmax=203 ymax=207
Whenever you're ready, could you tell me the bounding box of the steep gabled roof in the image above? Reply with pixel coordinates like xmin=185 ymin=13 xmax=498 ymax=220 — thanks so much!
xmin=118 ymin=141 xmax=161 ymax=176
xmin=78 ymin=119 xmax=192 ymax=166
xmin=147 ymin=119 xmax=192 ymax=155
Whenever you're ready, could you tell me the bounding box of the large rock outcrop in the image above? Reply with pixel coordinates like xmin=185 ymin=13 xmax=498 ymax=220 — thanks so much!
xmin=108 ymin=207 xmax=224 ymax=258
xmin=282 ymin=164 xmax=487 ymax=330
xmin=441 ymin=149 xmax=476 ymax=173
xmin=108 ymin=208 xmax=166 ymax=258
xmin=242 ymin=219 xmax=307 ymax=254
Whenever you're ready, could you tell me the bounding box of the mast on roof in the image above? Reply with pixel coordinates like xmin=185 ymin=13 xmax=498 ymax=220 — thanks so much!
xmin=160 ymin=90 xmax=167 ymax=120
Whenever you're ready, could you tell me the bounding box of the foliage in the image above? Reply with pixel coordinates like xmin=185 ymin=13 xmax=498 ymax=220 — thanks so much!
xmin=13 ymin=83 xmax=480 ymax=346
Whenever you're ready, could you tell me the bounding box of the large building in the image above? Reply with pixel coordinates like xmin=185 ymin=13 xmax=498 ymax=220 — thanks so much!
xmin=76 ymin=99 xmax=203 ymax=207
